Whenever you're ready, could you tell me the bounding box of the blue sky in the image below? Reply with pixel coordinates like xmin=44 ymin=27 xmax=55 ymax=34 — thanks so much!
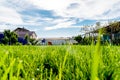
xmin=0 ymin=0 xmax=120 ymax=38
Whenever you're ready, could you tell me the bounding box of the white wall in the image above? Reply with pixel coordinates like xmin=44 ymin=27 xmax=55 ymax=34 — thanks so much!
xmin=46 ymin=39 xmax=67 ymax=45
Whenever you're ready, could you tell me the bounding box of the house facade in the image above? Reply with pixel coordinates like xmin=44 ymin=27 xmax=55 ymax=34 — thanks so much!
xmin=82 ymin=21 xmax=120 ymax=44
xmin=14 ymin=27 xmax=37 ymax=39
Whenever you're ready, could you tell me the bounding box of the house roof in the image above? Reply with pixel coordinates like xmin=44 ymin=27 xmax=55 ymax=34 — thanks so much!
xmin=83 ymin=21 xmax=120 ymax=35
xmin=14 ymin=27 xmax=37 ymax=38
xmin=29 ymin=31 xmax=37 ymax=37
xmin=93 ymin=21 xmax=120 ymax=34
xmin=14 ymin=27 xmax=29 ymax=32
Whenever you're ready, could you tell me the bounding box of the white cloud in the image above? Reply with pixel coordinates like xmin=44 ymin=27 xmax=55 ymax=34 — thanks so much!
xmin=0 ymin=0 xmax=120 ymax=31
xmin=44 ymin=18 xmax=111 ymax=31
xmin=45 ymin=21 xmax=74 ymax=30
xmin=45 ymin=18 xmax=82 ymax=30
xmin=28 ymin=0 xmax=120 ymax=30
xmin=0 ymin=24 xmax=18 ymax=32
xmin=0 ymin=6 xmax=23 ymax=24
xmin=0 ymin=25 xmax=10 ymax=32
xmin=0 ymin=0 xmax=35 ymax=25
xmin=29 ymin=0 xmax=120 ymax=20
xmin=29 ymin=0 xmax=73 ymax=11
xmin=2 ymin=0 xmax=34 ymax=11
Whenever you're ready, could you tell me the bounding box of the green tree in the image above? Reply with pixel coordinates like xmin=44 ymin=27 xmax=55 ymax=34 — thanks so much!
xmin=29 ymin=38 xmax=39 ymax=45
xmin=4 ymin=30 xmax=11 ymax=45
xmin=24 ymin=34 xmax=39 ymax=45
xmin=10 ymin=32 xmax=18 ymax=45
xmin=74 ymin=35 xmax=82 ymax=44
xmin=2 ymin=30 xmax=18 ymax=45
xmin=2 ymin=36 xmax=9 ymax=45
xmin=25 ymin=34 xmax=30 ymax=44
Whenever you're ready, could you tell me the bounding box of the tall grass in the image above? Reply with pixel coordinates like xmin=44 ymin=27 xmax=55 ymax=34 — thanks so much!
xmin=0 ymin=45 xmax=120 ymax=80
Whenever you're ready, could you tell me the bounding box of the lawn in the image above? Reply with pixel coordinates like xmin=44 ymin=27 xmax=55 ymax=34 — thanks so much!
xmin=0 ymin=45 xmax=120 ymax=80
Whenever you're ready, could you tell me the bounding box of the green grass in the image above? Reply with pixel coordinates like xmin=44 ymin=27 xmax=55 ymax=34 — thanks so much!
xmin=0 ymin=45 xmax=120 ymax=80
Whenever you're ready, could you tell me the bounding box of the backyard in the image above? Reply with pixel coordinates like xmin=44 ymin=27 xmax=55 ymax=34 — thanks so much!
xmin=0 ymin=45 xmax=120 ymax=80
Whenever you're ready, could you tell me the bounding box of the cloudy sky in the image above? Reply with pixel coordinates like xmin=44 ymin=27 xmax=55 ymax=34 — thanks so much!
xmin=0 ymin=0 xmax=120 ymax=38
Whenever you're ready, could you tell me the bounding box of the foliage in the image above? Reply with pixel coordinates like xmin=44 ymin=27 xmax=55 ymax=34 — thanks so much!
xmin=108 ymin=21 xmax=120 ymax=33
xmin=2 ymin=30 xmax=18 ymax=45
xmin=74 ymin=35 xmax=82 ymax=43
xmin=74 ymin=35 xmax=93 ymax=45
xmin=0 ymin=30 xmax=38 ymax=45
xmin=112 ymin=39 xmax=120 ymax=45
xmin=2 ymin=36 xmax=9 ymax=44
xmin=24 ymin=34 xmax=29 ymax=44
xmin=29 ymin=38 xmax=39 ymax=45
xmin=24 ymin=34 xmax=39 ymax=45
xmin=81 ymin=37 xmax=93 ymax=45
xmin=10 ymin=32 xmax=18 ymax=45
xmin=77 ymin=21 xmax=120 ymax=45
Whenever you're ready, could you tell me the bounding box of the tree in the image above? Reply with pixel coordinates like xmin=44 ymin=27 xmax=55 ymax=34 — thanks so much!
xmin=3 ymin=30 xmax=11 ymax=45
xmin=2 ymin=36 xmax=9 ymax=45
xmin=74 ymin=35 xmax=93 ymax=45
xmin=74 ymin=35 xmax=82 ymax=44
xmin=25 ymin=34 xmax=30 ymax=44
xmin=10 ymin=32 xmax=18 ymax=45
xmin=29 ymin=38 xmax=39 ymax=45
xmin=24 ymin=34 xmax=39 ymax=45
xmin=2 ymin=30 xmax=18 ymax=45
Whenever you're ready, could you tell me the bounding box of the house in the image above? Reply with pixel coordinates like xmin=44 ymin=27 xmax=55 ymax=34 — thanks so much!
xmin=0 ymin=32 xmax=4 ymax=38
xmin=40 ymin=37 xmax=78 ymax=45
xmin=0 ymin=32 xmax=4 ymax=43
xmin=0 ymin=27 xmax=37 ymax=45
xmin=82 ymin=21 xmax=120 ymax=44
xmin=14 ymin=27 xmax=37 ymax=39
xmin=45 ymin=37 xmax=68 ymax=45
